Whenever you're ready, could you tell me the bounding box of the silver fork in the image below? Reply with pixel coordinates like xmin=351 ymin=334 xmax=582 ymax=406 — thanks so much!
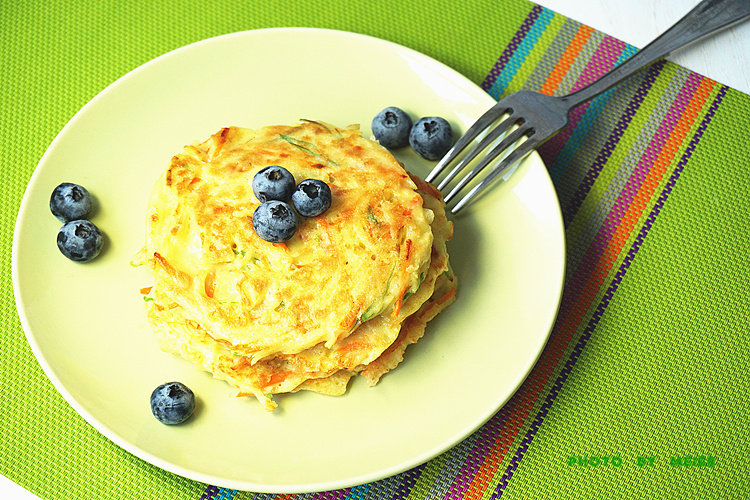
xmin=427 ymin=0 xmax=750 ymax=214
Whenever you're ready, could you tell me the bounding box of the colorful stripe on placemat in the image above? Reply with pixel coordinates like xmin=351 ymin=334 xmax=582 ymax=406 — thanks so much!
xmin=199 ymin=486 xmax=239 ymax=499
xmin=440 ymin=6 xmax=726 ymax=500
xmin=202 ymin=5 xmax=729 ymax=499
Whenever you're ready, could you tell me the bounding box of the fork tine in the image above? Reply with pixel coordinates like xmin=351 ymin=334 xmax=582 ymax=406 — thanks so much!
xmin=450 ymin=137 xmax=540 ymax=214
xmin=425 ymin=100 xmax=512 ymax=183
xmin=443 ymin=124 xmax=532 ymax=203
xmin=435 ymin=114 xmax=516 ymax=191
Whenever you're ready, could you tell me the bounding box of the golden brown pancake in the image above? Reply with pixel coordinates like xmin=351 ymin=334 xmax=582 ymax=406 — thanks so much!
xmin=137 ymin=122 xmax=456 ymax=411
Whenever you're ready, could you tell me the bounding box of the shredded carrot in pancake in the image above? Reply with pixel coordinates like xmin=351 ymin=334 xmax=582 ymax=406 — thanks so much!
xmin=139 ymin=121 xmax=455 ymax=411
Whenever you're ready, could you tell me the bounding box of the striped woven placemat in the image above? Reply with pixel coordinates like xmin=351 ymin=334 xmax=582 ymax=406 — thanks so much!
xmin=3 ymin=1 xmax=749 ymax=498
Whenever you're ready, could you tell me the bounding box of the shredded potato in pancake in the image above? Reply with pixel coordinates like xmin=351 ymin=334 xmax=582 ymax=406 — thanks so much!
xmin=138 ymin=122 xmax=456 ymax=411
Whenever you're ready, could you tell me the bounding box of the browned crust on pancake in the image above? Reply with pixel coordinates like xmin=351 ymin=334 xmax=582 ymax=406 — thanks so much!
xmin=145 ymin=122 xmax=435 ymax=358
xmin=141 ymin=122 xmax=457 ymax=411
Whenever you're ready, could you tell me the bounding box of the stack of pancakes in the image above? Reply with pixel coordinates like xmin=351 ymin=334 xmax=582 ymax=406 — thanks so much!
xmin=138 ymin=121 xmax=456 ymax=411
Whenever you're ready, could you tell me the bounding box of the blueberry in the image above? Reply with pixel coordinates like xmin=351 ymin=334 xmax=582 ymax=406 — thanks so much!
xmin=150 ymin=382 xmax=195 ymax=425
xmin=409 ymin=117 xmax=453 ymax=160
xmin=371 ymin=107 xmax=413 ymax=149
xmin=292 ymin=179 xmax=332 ymax=217
xmin=252 ymin=166 xmax=296 ymax=202
xmin=56 ymin=220 xmax=103 ymax=262
xmin=50 ymin=183 xmax=92 ymax=222
xmin=253 ymin=200 xmax=298 ymax=242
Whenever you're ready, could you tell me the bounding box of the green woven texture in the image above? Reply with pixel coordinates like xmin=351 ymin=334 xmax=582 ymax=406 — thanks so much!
xmin=4 ymin=1 xmax=750 ymax=499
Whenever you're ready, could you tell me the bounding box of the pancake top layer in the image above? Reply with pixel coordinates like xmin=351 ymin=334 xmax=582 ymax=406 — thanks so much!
xmin=144 ymin=121 xmax=435 ymax=360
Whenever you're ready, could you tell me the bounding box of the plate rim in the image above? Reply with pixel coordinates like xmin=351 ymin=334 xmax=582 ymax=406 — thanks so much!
xmin=11 ymin=26 xmax=566 ymax=493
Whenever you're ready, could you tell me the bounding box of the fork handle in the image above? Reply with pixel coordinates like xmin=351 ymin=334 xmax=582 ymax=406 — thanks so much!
xmin=561 ymin=0 xmax=750 ymax=109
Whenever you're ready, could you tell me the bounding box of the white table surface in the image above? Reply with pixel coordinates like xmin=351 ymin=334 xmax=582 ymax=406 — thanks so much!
xmin=0 ymin=476 xmax=38 ymax=500
xmin=3 ymin=2 xmax=749 ymax=499
xmin=536 ymin=0 xmax=750 ymax=95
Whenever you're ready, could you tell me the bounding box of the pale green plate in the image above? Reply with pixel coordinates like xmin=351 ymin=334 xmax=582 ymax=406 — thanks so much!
xmin=12 ymin=28 xmax=564 ymax=493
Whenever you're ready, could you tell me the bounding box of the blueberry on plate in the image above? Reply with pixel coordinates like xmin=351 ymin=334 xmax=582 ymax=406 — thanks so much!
xmin=150 ymin=382 xmax=195 ymax=425
xmin=292 ymin=179 xmax=332 ymax=217
xmin=57 ymin=220 xmax=103 ymax=262
xmin=252 ymin=166 xmax=296 ymax=202
xmin=409 ymin=116 xmax=453 ymax=160
xmin=371 ymin=106 xmax=413 ymax=149
xmin=253 ymin=200 xmax=298 ymax=243
xmin=50 ymin=182 xmax=92 ymax=222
